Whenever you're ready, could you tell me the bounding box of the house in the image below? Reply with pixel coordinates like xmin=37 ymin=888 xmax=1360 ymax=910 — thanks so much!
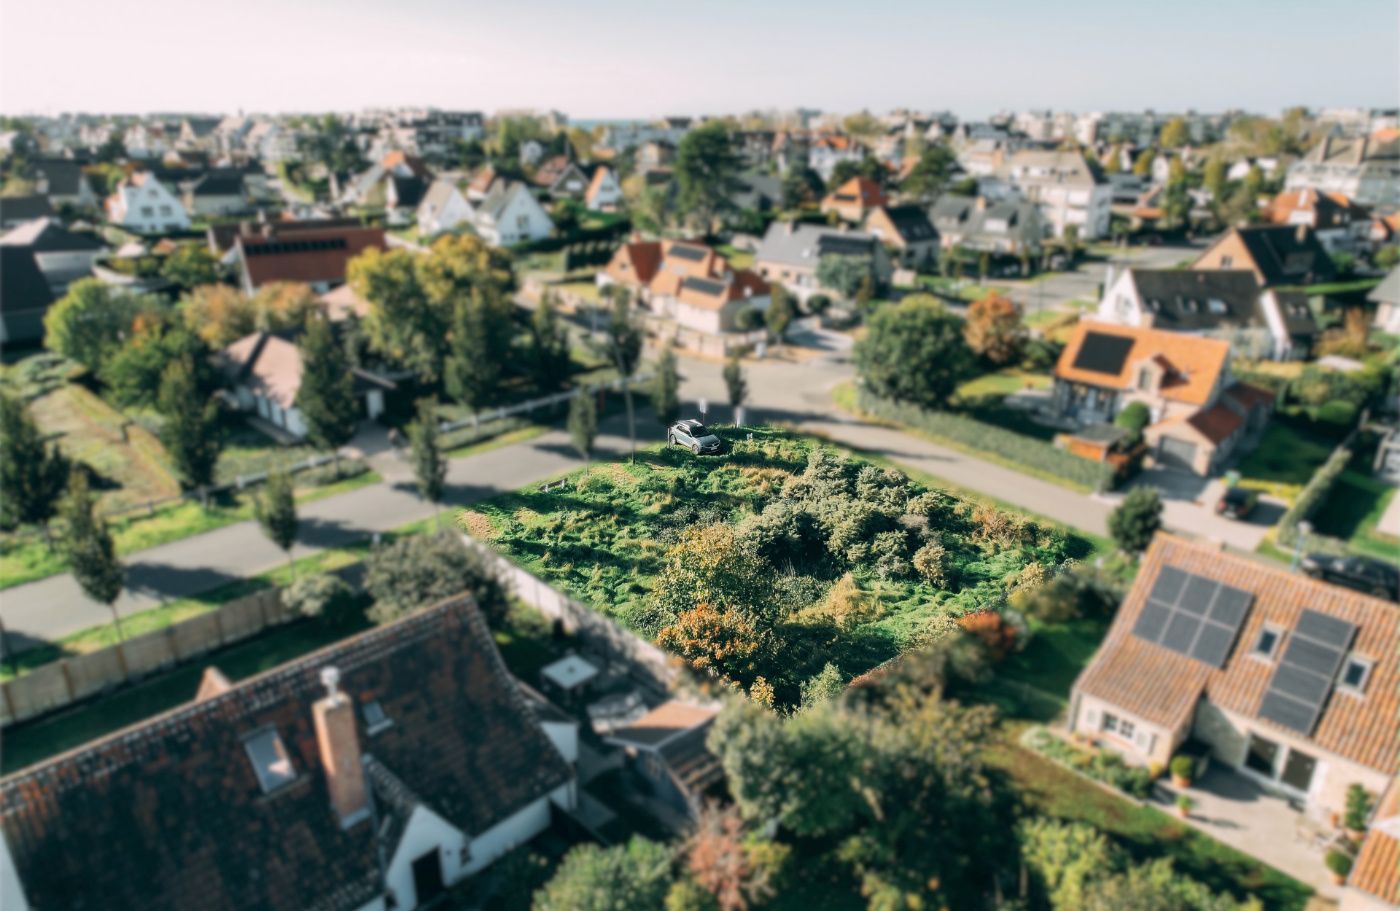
xmin=727 ymin=173 xmax=784 ymax=214
xmin=533 ymin=156 xmax=582 ymax=195
xmin=1052 ymin=321 xmax=1272 ymax=474
xmin=183 ymin=171 xmax=249 ymax=218
xmin=1285 ymin=132 xmax=1400 ymax=209
xmin=519 ymin=139 xmax=546 ymax=167
xmin=636 ymin=140 xmax=676 ymax=174
xmin=1263 ymin=189 xmax=1372 ymax=254
xmin=0 ymin=247 xmax=54 ymax=345
xmin=928 ymin=195 xmax=1044 ymax=257
xmin=807 ymin=135 xmax=864 ymax=182
xmin=469 ymin=180 xmax=553 ymax=247
xmin=0 ymin=597 xmax=578 ymax=911
xmin=0 ymin=196 xmax=55 ymax=230
xmin=1071 ymin=534 xmax=1399 ymax=827
xmin=1096 ymin=266 xmax=1317 ymax=360
xmin=1369 ymin=266 xmax=1400 ymax=334
xmin=31 ymin=159 xmax=99 ymax=211
xmin=598 ymin=239 xmax=770 ymax=335
xmin=753 ymin=221 xmax=893 ymax=302
xmin=465 ymin=165 xmax=498 ymax=202
xmin=819 ymin=176 xmax=888 ymax=223
xmin=863 ymin=204 xmax=939 ymax=269
xmin=1343 ymin=779 xmax=1399 ymax=910
xmin=231 ymin=223 xmax=387 ymax=294
xmin=584 ymin=166 xmax=622 ymax=211
xmin=1193 ymin=224 xmax=1337 ymax=289
xmin=999 ymin=149 xmax=1112 ymax=240
xmin=606 ymin=701 xmax=723 ymax=820
xmin=105 ymin=173 xmax=191 ymax=233
xmin=416 ymin=179 xmax=475 ymax=236
xmin=0 ymin=217 xmax=108 ymax=295
xmin=341 ymin=152 xmax=432 ymax=219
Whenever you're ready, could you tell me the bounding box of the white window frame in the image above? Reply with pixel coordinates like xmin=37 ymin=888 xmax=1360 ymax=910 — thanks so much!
xmin=1337 ymin=655 xmax=1373 ymax=695
xmin=1251 ymin=624 xmax=1284 ymax=662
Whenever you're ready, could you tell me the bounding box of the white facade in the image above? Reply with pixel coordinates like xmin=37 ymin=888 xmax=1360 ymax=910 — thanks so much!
xmin=585 ymin=168 xmax=623 ymax=210
xmin=106 ymin=175 xmax=191 ymax=233
xmin=417 ymin=183 xmax=475 ymax=236
xmin=473 ymin=186 xmax=553 ymax=247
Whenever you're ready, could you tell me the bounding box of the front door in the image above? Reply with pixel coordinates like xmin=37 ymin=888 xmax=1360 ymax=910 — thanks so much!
xmin=411 ymin=850 xmax=445 ymax=906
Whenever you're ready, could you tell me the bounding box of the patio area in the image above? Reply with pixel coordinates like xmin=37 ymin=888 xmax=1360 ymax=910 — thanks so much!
xmin=1155 ymin=765 xmax=1342 ymax=900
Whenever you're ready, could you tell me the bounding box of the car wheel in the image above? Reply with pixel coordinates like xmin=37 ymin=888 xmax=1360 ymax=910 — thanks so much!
xmin=691 ymin=443 xmax=700 ymax=454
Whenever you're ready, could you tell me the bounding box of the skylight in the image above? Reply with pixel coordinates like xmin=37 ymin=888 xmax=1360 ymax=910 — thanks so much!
xmin=243 ymin=728 xmax=297 ymax=793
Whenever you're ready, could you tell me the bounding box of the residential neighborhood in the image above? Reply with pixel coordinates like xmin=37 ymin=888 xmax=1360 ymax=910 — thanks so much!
xmin=0 ymin=3 xmax=1398 ymax=910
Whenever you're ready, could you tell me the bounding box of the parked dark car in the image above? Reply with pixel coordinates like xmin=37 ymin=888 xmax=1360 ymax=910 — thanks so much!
xmin=667 ymin=419 xmax=722 ymax=454
xmin=1215 ymin=486 xmax=1259 ymax=520
xmin=1300 ymin=554 xmax=1400 ymax=601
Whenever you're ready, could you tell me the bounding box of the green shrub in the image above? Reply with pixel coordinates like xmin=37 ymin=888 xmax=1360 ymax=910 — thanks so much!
xmin=1114 ymin=402 xmax=1151 ymax=442
xmin=1170 ymin=755 xmax=1194 ymax=781
xmin=1276 ymin=443 xmax=1352 ymax=548
xmin=857 ymin=389 xmax=1116 ymax=492
xmin=1324 ymin=849 xmax=1353 ymax=878
xmin=1345 ymin=784 xmax=1374 ymax=831
xmin=1316 ymin=400 xmax=1359 ymax=429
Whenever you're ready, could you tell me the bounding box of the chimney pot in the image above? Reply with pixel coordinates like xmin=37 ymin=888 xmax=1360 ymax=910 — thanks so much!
xmin=313 ymin=665 xmax=369 ymax=827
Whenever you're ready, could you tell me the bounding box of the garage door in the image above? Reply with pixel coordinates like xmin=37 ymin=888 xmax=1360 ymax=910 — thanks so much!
xmin=1158 ymin=437 xmax=1198 ymax=471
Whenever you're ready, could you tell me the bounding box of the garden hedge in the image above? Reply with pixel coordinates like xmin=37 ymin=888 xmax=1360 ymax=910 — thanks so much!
xmin=856 ymin=389 xmax=1117 ymax=493
xmin=1276 ymin=441 xmax=1353 ymax=550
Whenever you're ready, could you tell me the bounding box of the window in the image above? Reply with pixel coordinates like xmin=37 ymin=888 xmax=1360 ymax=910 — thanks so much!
xmin=1101 ymin=712 xmax=1121 ymax=735
xmin=1252 ymin=626 xmax=1281 ymax=660
xmin=1220 ymin=255 xmax=1233 ymax=268
xmin=362 ymin=700 xmax=392 ymax=734
xmin=159 ymin=206 xmax=171 ymax=216
xmin=1280 ymin=748 xmax=1317 ymax=793
xmin=140 ymin=206 xmax=155 ymax=217
xmin=1339 ymin=656 xmax=1372 ymax=694
xmin=243 ymin=728 xmax=296 ymax=793
xmin=1137 ymin=368 xmax=1153 ymax=391
xmin=1244 ymin=733 xmax=1278 ymax=777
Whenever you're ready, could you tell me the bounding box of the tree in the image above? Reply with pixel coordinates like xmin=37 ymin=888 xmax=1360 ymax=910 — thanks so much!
xmin=533 ymin=839 xmax=675 ymax=911
xmin=1020 ymin=818 xmax=1118 ymax=911
xmin=295 ymin=314 xmax=359 ymax=466
xmin=1203 ymin=157 xmax=1228 ymax=203
xmin=828 ymin=156 xmax=884 ymax=189
xmin=157 ymin=358 xmax=222 ymax=493
xmin=606 ymin=289 xmax=643 ymax=462
xmin=963 ymin=292 xmax=1025 ymax=365
xmin=1109 ymin=487 xmax=1162 ymax=554
xmin=528 ymin=293 xmax=572 ymax=391
xmin=722 ymin=356 xmax=747 ymax=411
xmin=653 ymin=346 xmax=681 ymax=425
xmin=567 ymin=391 xmax=599 ymax=462
xmin=684 ymin=803 xmax=786 ymax=911
xmin=901 ymin=144 xmax=957 ymax=200
xmin=365 ymin=532 xmax=506 ymax=625
xmin=160 ymin=243 xmax=220 ymax=290
xmin=407 ymin=397 xmax=447 ymax=522
xmin=255 ymin=468 xmax=299 ymax=573
xmin=675 ymin=123 xmax=743 ymax=227
xmin=1159 ymin=117 xmax=1191 ymax=149
xmin=0 ymin=393 xmax=70 ymax=535
xmin=102 ymin=316 xmax=212 ymax=409
xmin=764 ymin=284 xmax=795 ymax=341
xmin=43 ymin=279 xmax=161 ymax=373
xmin=59 ymin=470 xmax=125 ymax=638
xmin=781 ymin=168 xmax=823 ymax=208
xmin=1132 ymin=148 xmax=1156 ymax=177
xmin=443 ymin=289 xmax=514 ymax=408
xmin=855 ymin=295 xmax=975 ymax=409
xmin=815 ymin=254 xmax=872 ymax=300
xmin=1114 ymin=401 xmax=1151 ymax=444
xmin=180 ymin=284 xmax=256 ymax=347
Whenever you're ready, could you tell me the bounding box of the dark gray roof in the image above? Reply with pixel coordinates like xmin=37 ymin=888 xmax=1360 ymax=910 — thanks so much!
xmin=1129 ymin=269 xmax=1263 ymax=330
xmin=0 ymin=246 xmax=57 ymax=342
xmin=1271 ymin=290 xmax=1319 ymax=337
xmin=1229 ymin=225 xmax=1336 ymax=287
xmin=879 ymin=205 xmax=938 ymax=242
xmin=755 ymin=222 xmax=881 ymax=268
xmin=34 ymin=160 xmax=90 ymax=197
xmin=0 ymin=218 xmax=105 ymax=252
xmin=390 ymin=175 xmax=426 ymax=208
xmin=668 ymin=243 xmax=708 ymax=262
xmin=189 ymin=172 xmax=245 ymax=197
xmin=927 ymin=194 xmax=1040 ymax=247
xmin=0 ymin=196 xmax=55 ymax=223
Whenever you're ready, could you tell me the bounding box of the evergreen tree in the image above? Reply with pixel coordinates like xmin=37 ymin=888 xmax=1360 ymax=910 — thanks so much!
xmin=722 ymin=356 xmax=747 ymax=411
xmin=407 ymin=396 xmax=447 ymax=523
xmin=444 ymin=289 xmax=514 ymax=407
xmin=1109 ymin=487 xmax=1163 ymax=554
xmin=529 ymin=292 xmax=572 ymax=391
xmin=295 ymin=314 xmax=359 ymax=469
xmin=0 ymin=393 xmax=70 ymax=537
xmin=157 ymin=358 xmax=221 ymax=494
xmin=606 ymin=289 xmax=643 ymax=462
xmin=568 ymin=392 xmax=599 ymax=462
xmin=59 ymin=470 xmax=125 ymax=638
xmin=653 ymin=346 xmax=680 ymax=426
xmin=765 ymin=284 xmax=795 ymax=342
xmin=255 ymin=468 xmax=299 ymax=573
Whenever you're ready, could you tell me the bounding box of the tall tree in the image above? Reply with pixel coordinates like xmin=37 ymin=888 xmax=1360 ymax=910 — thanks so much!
xmin=652 ymin=346 xmax=681 ymax=425
xmin=407 ymin=396 xmax=447 ymax=524
xmin=568 ymin=391 xmax=599 ymax=462
xmin=295 ymin=314 xmax=360 ymax=469
xmin=0 ymin=393 xmax=70 ymax=537
xmin=901 ymin=144 xmax=957 ymax=200
xmin=534 ymin=839 xmax=675 ymax=911
xmin=963 ymin=293 xmax=1025 ymax=366
xmin=529 ymin=292 xmax=572 ymax=391
xmin=815 ymin=254 xmax=872 ymax=300
xmin=444 ymin=290 xmax=514 ymax=408
xmin=102 ymin=316 xmax=213 ymax=409
xmin=855 ymin=295 xmax=975 ymax=409
xmin=1109 ymin=487 xmax=1163 ymax=554
xmin=1159 ymin=117 xmax=1191 ymax=149
xmin=160 ymin=243 xmax=220 ymax=291
xmin=606 ymin=288 xmax=643 ymax=462
xmin=157 ymin=358 xmax=222 ymax=494
xmin=43 ymin=280 xmax=162 ymax=373
xmin=764 ymin=284 xmax=795 ymax=342
xmin=1203 ymin=157 xmax=1228 ymax=203
xmin=675 ymin=123 xmax=743 ymax=227
xmin=255 ymin=468 xmax=299 ymax=574
xmin=722 ymin=356 xmax=747 ymax=412
xmin=59 ymin=470 xmax=125 ymax=638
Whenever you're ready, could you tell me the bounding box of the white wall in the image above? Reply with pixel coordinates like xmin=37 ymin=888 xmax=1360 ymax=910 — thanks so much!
xmin=386 ymin=805 xmax=469 ymax=909
xmin=0 ymin=835 xmax=29 ymax=911
xmin=541 ymin=719 xmax=579 ymax=766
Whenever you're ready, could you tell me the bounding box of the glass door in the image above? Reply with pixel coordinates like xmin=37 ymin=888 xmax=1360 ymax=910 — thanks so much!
xmin=1280 ymin=748 xmax=1317 ymax=794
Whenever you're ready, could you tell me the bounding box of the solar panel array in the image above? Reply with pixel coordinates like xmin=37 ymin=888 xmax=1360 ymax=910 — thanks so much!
xmin=1258 ymin=609 xmax=1356 ymax=735
xmin=1131 ymin=566 xmax=1253 ymax=668
xmin=1071 ymin=331 xmax=1136 ymax=375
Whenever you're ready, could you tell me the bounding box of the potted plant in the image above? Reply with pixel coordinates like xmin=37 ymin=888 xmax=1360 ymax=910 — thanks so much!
xmin=1148 ymin=761 xmax=1165 ymax=780
xmin=1324 ymin=848 xmax=1353 ymax=885
xmin=1175 ymin=794 xmax=1194 ymax=819
xmin=1344 ymin=784 xmax=1373 ymax=841
xmin=1170 ymin=755 xmax=1194 ymax=789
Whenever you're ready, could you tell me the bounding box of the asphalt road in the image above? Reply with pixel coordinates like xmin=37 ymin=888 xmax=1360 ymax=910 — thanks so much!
xmin=1001 ymin=242 xmax=1201 ymax=315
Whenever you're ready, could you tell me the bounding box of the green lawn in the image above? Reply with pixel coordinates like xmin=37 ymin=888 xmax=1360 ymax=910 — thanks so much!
xmin=1312 ymin=469 xmax=1400 ymax=566
xmin=914 ymin=275 xmax=1007 ymax=301
xmin=1234 ymin=420 xmax=1335 ymax=502
xmin=715 ymin=244 xmax=755 ymax=270
xmin=987 ymin=738 xmax=1313 ymax=911
xmin=954 ymin=367 xmax=1053 ymax=400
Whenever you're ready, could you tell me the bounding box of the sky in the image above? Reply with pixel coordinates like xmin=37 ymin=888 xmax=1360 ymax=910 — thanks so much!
xmin=2 ymin=0 xmax=1397 ymax=118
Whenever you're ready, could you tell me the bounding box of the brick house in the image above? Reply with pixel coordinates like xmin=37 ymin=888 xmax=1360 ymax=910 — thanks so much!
xmin=1192 ymin=224 xmax=1337 ymax=289
xmin=598 ymin=238 xmax=769 ymax=335
xmin=819 ymin=176 xmax=888 ymax=223
xmin=0 ymin=598 xmax=578 ymax=911
xmin=1071 ymin=535 xmax=1398 ymax=829
xmin=862 ymin=204 xmax=940 ymax=268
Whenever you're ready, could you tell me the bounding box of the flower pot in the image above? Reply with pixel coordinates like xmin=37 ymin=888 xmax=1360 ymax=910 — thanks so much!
xmin=1346 ymin=828 xmax=1366 ymax=842
xmin=1171 ymin=775 xmax=1191 ymax=789
xmin=1330 ymin=872 xmax=1346 ymax=886
xmin=1176 ymin=805 xmax=1190 ymax=819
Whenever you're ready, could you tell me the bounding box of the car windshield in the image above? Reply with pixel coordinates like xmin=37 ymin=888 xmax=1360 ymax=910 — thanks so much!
xmin=690 ymin=424 xmax=710 ymax=436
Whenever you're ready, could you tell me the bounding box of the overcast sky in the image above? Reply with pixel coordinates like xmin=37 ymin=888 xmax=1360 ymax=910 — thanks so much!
xmin=2 ymin=0 xmax=1397 ymax=118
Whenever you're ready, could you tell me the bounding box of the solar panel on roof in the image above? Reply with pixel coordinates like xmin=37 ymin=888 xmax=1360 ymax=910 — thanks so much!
xmin=1259 ymin=691 xmax=1320 ymax=734
xmin=1295 ymin=610 xmax=1356 ymax=649
xmin=1257 ymin=609 xmax=1356 ymax=735
xmin=669 ymin=244 xmax=707 ymax=261
xmin=1071 ymin=332 xmax=1135 ymax=375
xmin=682 ymin=276 xmax=726 ymax=295
xmin=818 ymin=235 xmax=875 ymax=256
xmin=1130 ymin=568 xmax=1253 ymax=669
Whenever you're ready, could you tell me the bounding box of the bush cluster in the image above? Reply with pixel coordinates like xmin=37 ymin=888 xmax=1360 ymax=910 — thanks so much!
xmin=1026 ymin=728 xmax=1154 ymax=800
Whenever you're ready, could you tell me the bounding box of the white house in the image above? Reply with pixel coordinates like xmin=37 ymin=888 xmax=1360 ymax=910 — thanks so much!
xmin=104 ymin=172 xmax=191 ymax=233
xmin=1285 ymin=133 xmax=1400 ymax=209
xmin=470 ymin=181 xmax=553 ymax=247
xmin=0 ymin=218 xmax=108 ymax=294
xmin=584 ymin=166 xmax=623 ymax=211
xmin=416 ymin=179 xmax=475 ymax=236
xmin=998 ymin=149 xmax=1112 ymax=240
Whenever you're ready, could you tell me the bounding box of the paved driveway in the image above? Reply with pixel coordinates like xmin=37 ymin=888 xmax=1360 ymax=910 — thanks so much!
xmin=1003 ymin=242 xmax=1203 ymax=315
xmin=1097 ymin=467 xmax=1287 ymax=552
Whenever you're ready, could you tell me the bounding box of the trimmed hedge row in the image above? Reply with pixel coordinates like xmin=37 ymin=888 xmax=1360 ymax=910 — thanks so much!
xmin=856 ymin=389 xmax=1117 ymax=492
xmin=1275 ymin=441 xmax=1352 ymax=549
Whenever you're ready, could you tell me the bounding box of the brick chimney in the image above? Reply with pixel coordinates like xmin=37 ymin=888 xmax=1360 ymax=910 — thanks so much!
xmin=313 ymin=666 xmax=370 ymax=828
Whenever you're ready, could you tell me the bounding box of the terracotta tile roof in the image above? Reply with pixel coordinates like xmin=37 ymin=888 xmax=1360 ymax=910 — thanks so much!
xmin=609 ymin=701 xmax=717 ymax=749
xmin=824 ymin=176 xmax=887 ymax=209
xmin=1055 ymin=320 xmax=1231 ymax=406
xmin=584 ymin=167 xmax=611 ymax=205
xmin=219 ymin=331 xmax=304 ymax=409
xmin=1185 ymin=401 xmax=1244 ymax=444
xmin=675 ymin=269 xmax=769 ymax=311
xmin=1349 ymin=778 xmax=1400 ymax=905
xmin=237 ymin=226 xmax=386 ymax=290
xmin=1074 ymin=534 xmax=1400 ymax=773
xmin=648 ymin=240 xmax=724 ymax=298
xmin=0 ymin=598 xmax=573 ymax=911
xmin=604 ymin=239 xmax=664 ymax=287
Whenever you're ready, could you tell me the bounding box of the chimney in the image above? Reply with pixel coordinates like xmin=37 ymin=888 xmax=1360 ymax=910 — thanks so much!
xmin=1295 ymin=223 xmax=1307 ymax=244
xmin=312 ymin=666 xmax=370 ymax=827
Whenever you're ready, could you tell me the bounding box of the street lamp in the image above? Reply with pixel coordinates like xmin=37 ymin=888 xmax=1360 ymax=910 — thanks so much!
xmin=1291 ymin=520 xmax=1313 ymax=571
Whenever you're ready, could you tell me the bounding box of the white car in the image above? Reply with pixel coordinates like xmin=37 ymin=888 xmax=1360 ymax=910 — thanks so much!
xmin=667 ymin=420 xmax=722 ymax=454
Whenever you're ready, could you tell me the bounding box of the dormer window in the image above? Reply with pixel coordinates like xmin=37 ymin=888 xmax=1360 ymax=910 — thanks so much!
xmin=1339 ymin=655 xmax=1373 ymax=694
xmin=362 ymin=700 xmax=393 ymax=735
xmin=1137 ymin=368 xmax=1153 ymax=391
xmin=243 ymin=727 xmax=297 ymax=793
